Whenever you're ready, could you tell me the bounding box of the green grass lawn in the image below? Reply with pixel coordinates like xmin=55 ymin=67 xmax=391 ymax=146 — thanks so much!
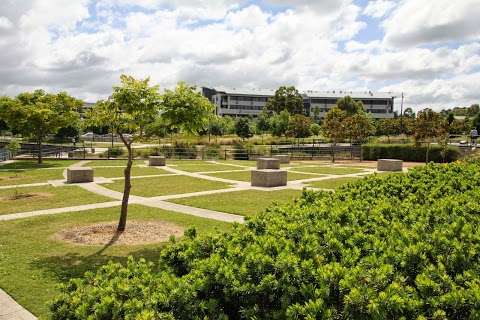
xmin=290 ymin=166 xmax=366 ymax=175
xmin=105 ymin=175 xmax=232 ymax=197
xmin=307 ymin=177 xmax=362 ymax=189
xmin=0 ymin=185 xmax=112 ymax=215
xmin=0 ymin=160 xmax=78 ymax=170
xmin=0 ymin=168 xmax=65 ymax=186
xmin=84 ymin=159 xmax=146 ymax=167
xmin=170 ymin=189 xmax=303 ymax=216
xmin=168 ymin=160 xmax=244 ymax=173
xmin=204 ymin=170 xmax=323 ymax=182
xmin=92 ymin=166 xmax=171 ymax=178
xmin=0 ymin=204 xmax=232 ymax=319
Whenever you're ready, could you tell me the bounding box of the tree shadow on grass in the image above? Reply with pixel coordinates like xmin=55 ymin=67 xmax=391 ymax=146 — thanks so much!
xmin=30 ymin=233 xmax=166 ymax=283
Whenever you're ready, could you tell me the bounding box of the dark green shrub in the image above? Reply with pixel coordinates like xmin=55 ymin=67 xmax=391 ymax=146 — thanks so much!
xmin=101 ymin=147 xmax=124 ymax=158
xmin=52 ymin=161 xmax=480 ymax=319
xmin=362 ymin=143 xmax=461 ymax=162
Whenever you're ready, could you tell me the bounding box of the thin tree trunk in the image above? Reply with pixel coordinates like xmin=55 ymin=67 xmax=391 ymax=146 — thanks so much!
xmin=37 ymin=140 xmax=43 ymax=164
xmin=118 ymin=134 xmax=132 ymax=232
xmin=331 ymin=142 xmax=336 ymax=163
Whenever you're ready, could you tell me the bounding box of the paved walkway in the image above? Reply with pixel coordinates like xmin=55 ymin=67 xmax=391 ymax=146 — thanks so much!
xmin=0 ymin=289 xmax=36 ymax=320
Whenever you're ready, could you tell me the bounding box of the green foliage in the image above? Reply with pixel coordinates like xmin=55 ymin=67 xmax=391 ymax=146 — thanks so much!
xmin=161 ymin=82 xmax=214 ymax=134
xmin=208 ymin=116 xmax=227 ymax=138
xmin=362 ymin=144 xmax=461 ymax=162
xmin=106 ymin=147 xmax=125 ymax=157
xmin=6 ymin=139 xmax=20 ymax=155
xmin=336 ymin=96 xmax=364 ymax=115
xmin=0 ymin=90 xmax=81 ymax=163
xmin=344 ymin=111 xmax=374 ymax=143
xmin=270 ymin=110 xmax=290 ymax=137
xmin=266 ymin=86 xmax=304 ymax=115
xmin=287 ymin=114 xmax=312 ymax=138
xmin=255 ymin=111 xmax=271 ymax=135
xmin=322 ymin=106 xmax=346 ymax=144
xmin=310 ymin=122 xmax=321 ymax=136
xmin=53 ymin=161 xmax=480 ymax=319
xmin=234 ymin=117 xmax=253 ymax=140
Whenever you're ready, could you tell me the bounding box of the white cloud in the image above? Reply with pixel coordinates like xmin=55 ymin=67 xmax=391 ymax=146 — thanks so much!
xmin=383 ymin=0 xmax=480 ymax=47
xmin=363 ymin=0 xmax=396 ymax=18
xmin=0 ymin=0 xmax=478 ymax=110
xmin=0 ymin=16 xmax=14 ymax=30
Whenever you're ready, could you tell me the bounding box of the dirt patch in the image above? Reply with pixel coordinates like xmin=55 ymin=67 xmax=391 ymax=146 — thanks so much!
xmin=55 ymin=220 xmax=184 ymax=245
xmin=0 ymin=192 xmax=53 ymax=201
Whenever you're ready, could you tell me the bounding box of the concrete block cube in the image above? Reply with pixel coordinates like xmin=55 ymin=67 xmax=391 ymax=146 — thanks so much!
xmin=149 ymin=156 xmax=166 ymax=166
xmin=251 ymin=169 xmax=287 ymax=187
xmin=273 ymin=154 xmax=290 ymax=164
xmin=377 ymin=159 xmax=403 ymax=172
xmin=256 ymin=158 xmax=280 ymax=170
xmin=67 ymin=167 xmax=94 ymax=183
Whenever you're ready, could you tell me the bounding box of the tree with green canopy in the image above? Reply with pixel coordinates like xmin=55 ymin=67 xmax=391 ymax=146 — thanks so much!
xmin=336 ymin=96 xmax=364 ymax=115
xmin=270 ymin=110 xmax=290 ymax=137
xmin=287 ymin=114 xmax=312 ymax=138
xmin=0 ymin=90 xmax=81 ymax=164
xmin=414 ymin=108 xmax=444 ymax=163
xmin=310 ymin=122 xmax=321 ymax=136
xmin=344 ymin=110 xmax=374 ymax=145
xmin=86 ymin=75 xmax=161 ymax=232
xmin=161 ymin=82 xmax=215 ymax=134
xmin=207 ymin=116 xmax=227 ymax=143
xmin=322 ymin=107 xmax=347 ymax=163
xmin=255 ymin=110 xmax=271 ymax=143
xmin=234 ymin=117 xmax=253 ymax=140
xmin=265 ymin=86 xmax=304 ymax=115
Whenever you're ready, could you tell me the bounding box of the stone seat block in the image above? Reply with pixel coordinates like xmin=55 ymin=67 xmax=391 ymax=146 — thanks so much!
xmin=377 ymin=159 xmax=403 ymax=172
xmin=149 ymin=156 xmax=166 ymax=166
xmin=273 ymin=154 xmax=290 ymax=164
xmin=256 ymin=158 xmax=280 ymax=170
xmin=251 ymin=169 xmax=287 ymax=187
xmin=67 ymin=167 xmax=94 ymax=183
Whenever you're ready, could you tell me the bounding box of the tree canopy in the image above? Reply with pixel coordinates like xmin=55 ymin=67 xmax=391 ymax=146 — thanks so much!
xmin=0 ymin=90 xmax=81 ymax=163
xmin=265 ymin=86 xmax=304 ymax=115
xmin=161 ymin=82 xmax=215 ymax=134
xmin=336 ymin=96 xmax=364 ymax=115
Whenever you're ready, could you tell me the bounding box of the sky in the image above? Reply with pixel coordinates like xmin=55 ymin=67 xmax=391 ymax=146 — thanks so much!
xmin=0 ymin=0 xmax=479 ymax=111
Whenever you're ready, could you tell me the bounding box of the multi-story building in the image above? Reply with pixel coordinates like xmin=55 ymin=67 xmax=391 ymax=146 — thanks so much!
xmin=201 ymin=87 xmax=396 ymax=119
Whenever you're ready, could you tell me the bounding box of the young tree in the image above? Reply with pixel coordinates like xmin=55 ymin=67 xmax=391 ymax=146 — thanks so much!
xmin=0 ymin=90 xmax=81 ymax=164
xmin=270 ymin=110 xmax=290 ymax=137
xmin=161 ymin=82 xmax=215 ymax=134
xmin=287 ymin=114 xmax=312 ymax=139
xmin=403 ymin=107 xmax=415 ymax=118
xmin=336 ymin=96 xmax=364 ymax=115
xmin=87 ymin=75 xmax=161 ymax=232
xmin=208 ymin=116 xmax=226 ymax=143
xmin=235 ymin=117 xmax=253 ymax=140
xmin=377 ymin=118 xmax=400 ymax=142
xmin=310 ymin=123 xmax=321 ymax=136
xmin=265 ymin=86 xmax=304 ymax=115
xmin=255 ymin=111 xmax=271 ymax=144
xmin=322 ymin=107 xmax=346 ymax=163
xmin=414 ymin=108 xmax=443 ymax=163
xmin=345 ymin=111 xmax=374 ymax=144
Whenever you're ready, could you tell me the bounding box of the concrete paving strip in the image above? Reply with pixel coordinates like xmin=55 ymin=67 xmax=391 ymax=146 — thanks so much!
xmin=0 ymin=289 xmax=36 ymax=320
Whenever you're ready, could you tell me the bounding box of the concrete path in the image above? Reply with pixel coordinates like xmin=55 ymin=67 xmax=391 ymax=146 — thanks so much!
xmin=0 ymin=289 xmax=36 ymax=320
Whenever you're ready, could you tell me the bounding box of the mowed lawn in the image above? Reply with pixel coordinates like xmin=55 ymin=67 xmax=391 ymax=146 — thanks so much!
xmin=290 ymin=166 xmax=366 ymax=175
xmin=84 ymin=159 xmax=147 ymax=167
xmin=0 ymin=185 xmax=111 ymax=215
xmin=0 ymin=205 xmax=232 ymax=319
xmin=204 ymin=170 xmax=324 ymax=182
xmin=0 ymin=160 xmax=80 ymax=186
xmin=104 ymin=175 xmax=232 ymax=197
xmin=92 ymin=166 xmax=172 ymax=178
xmin=170 ymin=189 xmax=303 ymax=216
xmin=168 ymin=160 xmax=244 ymax=173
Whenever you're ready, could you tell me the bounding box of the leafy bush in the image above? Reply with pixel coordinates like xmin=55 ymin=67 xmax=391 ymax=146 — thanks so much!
xmin=52 ymin=161 xmax=480 ymax=319
xmin=101 ymin=147 xmax=125 ymax=158
xmin=362 ymin=143 xmax=461 ymax=162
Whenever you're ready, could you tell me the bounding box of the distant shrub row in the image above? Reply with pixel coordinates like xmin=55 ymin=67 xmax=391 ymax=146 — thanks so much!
xmin=362 ymin=143 xmax=462 ymax=162
xmin=52 ymin=160 xmax=480 ymax=319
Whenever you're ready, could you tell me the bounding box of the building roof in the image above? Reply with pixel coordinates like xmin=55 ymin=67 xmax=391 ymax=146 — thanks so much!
xmin=206 ymin=87 xmax=396 ymax=99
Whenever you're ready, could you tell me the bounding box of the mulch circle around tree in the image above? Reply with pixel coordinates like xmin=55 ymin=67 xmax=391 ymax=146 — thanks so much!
xmin=56 ymin=220 xmax=184 ymax=245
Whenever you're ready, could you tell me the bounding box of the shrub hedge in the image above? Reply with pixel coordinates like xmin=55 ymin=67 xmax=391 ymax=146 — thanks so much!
xmin=51 ymin=161 xmax=480 ymax=319
xmin=362 ymin=143 xmax=461 ymax=162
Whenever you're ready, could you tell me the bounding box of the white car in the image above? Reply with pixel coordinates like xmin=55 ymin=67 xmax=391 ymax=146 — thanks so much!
xmin=81 ymin=132 xmax=94 ymax=139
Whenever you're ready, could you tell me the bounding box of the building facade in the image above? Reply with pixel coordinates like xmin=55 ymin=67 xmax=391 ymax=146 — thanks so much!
xmin=201 ymin=87 xmax=395 ymax=119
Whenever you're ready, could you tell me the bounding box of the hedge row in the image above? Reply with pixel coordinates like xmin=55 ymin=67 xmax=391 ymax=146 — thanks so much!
xmin=52 ymin=161 xmax=480 ymax=319
xmin=362 ymin=143 xmax=462 ymax=162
